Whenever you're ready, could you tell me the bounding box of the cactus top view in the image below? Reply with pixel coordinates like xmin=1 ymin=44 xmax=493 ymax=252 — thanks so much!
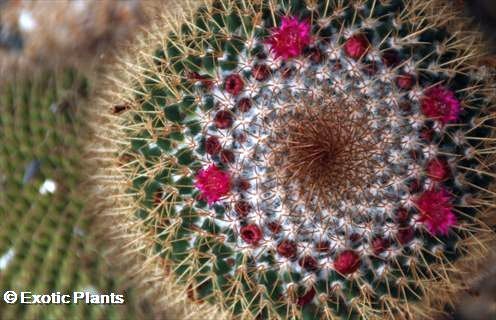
xmin=90 ymin=0 xmax=496 ymax=319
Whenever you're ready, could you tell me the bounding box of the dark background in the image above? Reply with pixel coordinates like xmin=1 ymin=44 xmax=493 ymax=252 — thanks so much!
xmin=465 ymin=0 xmax=496 ymax=52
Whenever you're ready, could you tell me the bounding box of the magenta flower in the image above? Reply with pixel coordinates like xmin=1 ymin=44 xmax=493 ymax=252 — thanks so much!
xmin=344 ymin=34 xmax=369 ymax=60
xmin=415 ymin=188 xmax=457 ymax=235
xmin=276 ymin=239 xmax=297 ymax=259
xmin=297 ymin=288 xmax=316 ymax=307
xmin=205 ymin=136 xmax=221 ymax=155
xmin=396 ymin=74 xmax=415 ymax=90
xmin=421 ymin=86 xmax=460 ymax=124
xmin=224 ymin=73 xmax=244 ymax=96
xmin=240 ymin=224 xmax=263 ymax=245
xmin=267 ymin=16 xmax=312 ymax=60
xmin=334 ymin=250 xmax=361 ymax=275
xmin=195 ymin=165 xmax=231 ymax=204
xmin=426 ymin=158 xmax=450 ymax=182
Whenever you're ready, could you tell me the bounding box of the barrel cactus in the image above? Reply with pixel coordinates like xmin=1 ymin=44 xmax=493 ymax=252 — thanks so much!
xmin=90 ymin=0 xmax=496 ymax=319
xmin=0 ymin=70 xmax=151 ymax=319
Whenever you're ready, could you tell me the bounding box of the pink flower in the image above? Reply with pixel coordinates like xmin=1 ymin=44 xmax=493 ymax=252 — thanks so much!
xmin=297 ymin=288 xmax=316 ymax=306
xmin=205 ymin=136 xmax=221 ymax=155
xmin=214 ymin=110 xmax=234 ymax=129
xmin=397 ymin=227 xmax=415 ymax=245
xmin=371 ymin=237 xmax=390 ymax=255
xmin=415 ymin=188 xmax=457 ymax=235
xmin=299 ymin=255 xmax=319 ymax=271
xmin=240 ymin=224 xmax=263 ymax=245
xmin=195 ymin=165 xmax=231 ymax=204
xmin=396 ymin=74 xmax=415 ymax=90
xmin=267 ymin=16 xmax=312 ymax=60
xmin=277 ymin=239 xmax=298 ymax=259
xmin=224 ymin=74 xmax=244 ymax=95
xmin=344 ymin=34 xmax=369 ymax=59
xmin=421 ymin=86 xmax=460 ymax=124
xmin=334 ymin=250 xmax=361 ymax=275
xmin=426 ymin=158 xmax=450 ymax=182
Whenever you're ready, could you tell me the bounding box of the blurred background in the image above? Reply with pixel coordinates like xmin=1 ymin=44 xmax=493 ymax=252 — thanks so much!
xmin=0 ymin=1 xmax=159 ymax=319
xmin=0 ymin=1 xmax=494 ymax=319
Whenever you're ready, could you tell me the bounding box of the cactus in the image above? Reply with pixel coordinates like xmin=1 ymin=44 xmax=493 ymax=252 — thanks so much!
xmin=0 ymin=70 xmax=151 ymax=319
xmin=90 ymin=0 xmax=496 ymax=319
xmin=0 ymin=0 xmax=144 ymax=75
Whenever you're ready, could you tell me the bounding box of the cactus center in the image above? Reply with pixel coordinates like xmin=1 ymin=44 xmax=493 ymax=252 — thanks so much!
xmin=271 ymin=95 xmax=383 ymax=208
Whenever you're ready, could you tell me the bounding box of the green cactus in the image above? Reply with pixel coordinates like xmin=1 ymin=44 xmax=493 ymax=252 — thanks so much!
xmin=0 ymin=70 xmax=151 ymax=319
xmin=90 ymin=0 xmax=496 ymax=319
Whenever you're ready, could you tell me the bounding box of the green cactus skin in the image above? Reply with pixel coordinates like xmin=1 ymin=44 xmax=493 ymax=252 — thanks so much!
xmin=91 ymin=0 xmax=496 ymax=319
xmin=0 ymin=70 xmax=150 ymax=320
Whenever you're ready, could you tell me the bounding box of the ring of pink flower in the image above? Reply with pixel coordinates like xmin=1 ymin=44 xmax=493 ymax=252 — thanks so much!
xmin=190 ymin=16 xmax=461 ymax=278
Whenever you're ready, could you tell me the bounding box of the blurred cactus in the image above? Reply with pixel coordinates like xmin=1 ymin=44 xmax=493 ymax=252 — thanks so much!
xmin=91 ymin=0 xmax=496 ymax=319
xmin=0 ymin=70 xmax=151 ymax=319
xmin=463 ymin=0 xmax=496 ymax=53
xmin=0 ymin=0 xmax=144 ymax=75
xmin=454 ymin=260 xmax=496 ymax=320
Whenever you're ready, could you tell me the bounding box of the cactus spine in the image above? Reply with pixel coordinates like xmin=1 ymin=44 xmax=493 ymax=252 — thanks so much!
xmin=90 ymin=1 xmax=496 ymax=319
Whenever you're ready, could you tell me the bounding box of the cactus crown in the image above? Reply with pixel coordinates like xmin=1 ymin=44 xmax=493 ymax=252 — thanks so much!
xmin=93 ymin=0 xmax=496 ymax=319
